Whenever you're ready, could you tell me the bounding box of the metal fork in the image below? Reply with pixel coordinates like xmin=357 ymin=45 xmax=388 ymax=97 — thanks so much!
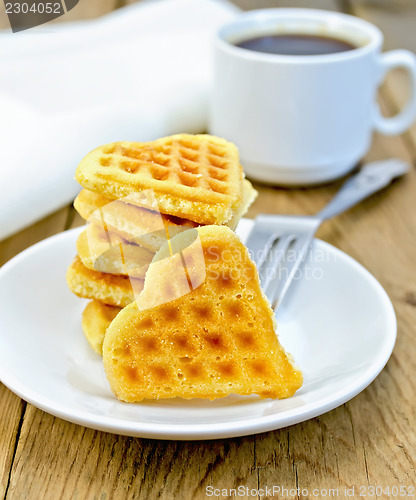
xmin=245 ymin=159 xmax=409 ymax=311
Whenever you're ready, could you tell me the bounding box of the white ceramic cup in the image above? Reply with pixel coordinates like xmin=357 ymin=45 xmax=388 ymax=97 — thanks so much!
xmin=209 ymin=9 xmax=416 ymax=185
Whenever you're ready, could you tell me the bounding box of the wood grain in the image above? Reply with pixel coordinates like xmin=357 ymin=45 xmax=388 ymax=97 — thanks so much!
xmin=61 ymin=0 xmax=120 ymax=22
xmin=1 ymin=1 xmax=416 ymax=499
xmin=348 ymin=1 xmax=416 ymax=161
xmin=3 ymin=97 xmax=415 ymax=500
xmin=0 ymin=206 xmax=72 ymax=499
xmin=0 ymin=390 xmax=25 ymax=500
xmin=0 ymin=0 xmax=119 ymax=29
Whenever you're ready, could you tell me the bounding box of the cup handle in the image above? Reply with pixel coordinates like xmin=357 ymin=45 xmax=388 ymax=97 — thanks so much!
xmin=373 ymin=49 xmax=416 ymax=135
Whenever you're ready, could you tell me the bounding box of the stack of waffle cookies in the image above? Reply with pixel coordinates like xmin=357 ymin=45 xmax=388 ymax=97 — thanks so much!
xmin=66 ymin=134 xmax=257 ymax=355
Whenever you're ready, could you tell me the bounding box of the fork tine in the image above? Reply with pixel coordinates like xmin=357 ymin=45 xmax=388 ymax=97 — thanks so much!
xmin=269 ymin=234 xmax=313 ymax=311
xmin=262 ymin=235 xmax=295 ymax=301
xmin=245 ymin=215 xmax=320 ymax=311
xmin=255 ymin=233 xmax=281 ymax=272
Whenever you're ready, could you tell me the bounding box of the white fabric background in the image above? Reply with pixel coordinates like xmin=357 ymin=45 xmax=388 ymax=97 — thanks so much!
xmin=0 ymin=0 xmax=239 ymax=239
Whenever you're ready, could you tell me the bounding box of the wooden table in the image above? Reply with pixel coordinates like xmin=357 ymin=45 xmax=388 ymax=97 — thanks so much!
xmin=1 ymin=1 xmax=415 ymax=499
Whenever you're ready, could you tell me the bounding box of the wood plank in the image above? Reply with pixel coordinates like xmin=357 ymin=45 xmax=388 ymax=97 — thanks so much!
xmin=0 ymin=390 xmax=25 ymax=500
xmin=0 ymin=208 xmax=69 ymax=267
xmin=5 ymin=95 xmax=416 ymax=500
xmin=66 ymin=206 xmax=85 ymax=231
xmin=244 ymin=95 xmax=416 ymax=495
xmin=0 ymin=0 xmax=119 ymax=30
xmin=331 ymin=108 xmax=416 ymax=486
xmin=349 ymin=2 xmax=416 ymax=157
xmin=319 ymin=142 xmax=416 ymax=493
xmin=225 ymin=0 xmax=342 ymax=10
xmin=5 ymin=406 xmax=259 ymax=500
xmin=0 ymin=207 xmax=71 ymax=499
xmin=350 ymin=0 xmax=415 ymax=13
xmin=2 ymin=2 xmax=416 ymax=498
xmin=63 ymin=0 xmax=120 ymax=22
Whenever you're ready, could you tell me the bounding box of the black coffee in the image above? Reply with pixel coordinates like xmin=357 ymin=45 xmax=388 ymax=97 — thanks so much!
xmin=235 ymin=34 xmax=357 ymax=56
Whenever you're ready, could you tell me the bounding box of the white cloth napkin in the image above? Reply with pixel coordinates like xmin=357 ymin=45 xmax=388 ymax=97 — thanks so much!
xmin=0 ymin=0 xmax=239 ymax=240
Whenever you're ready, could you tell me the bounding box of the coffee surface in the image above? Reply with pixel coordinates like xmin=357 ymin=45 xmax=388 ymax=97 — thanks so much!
xmin=235 ymin=34 xmax=357 ymax=56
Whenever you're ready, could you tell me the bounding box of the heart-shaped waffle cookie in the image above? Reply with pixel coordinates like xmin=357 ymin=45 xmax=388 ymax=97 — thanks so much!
xmin=74 ymin=189 xmax=198 ymax=252
xmin=75 ymin=134 xmax=244 ymax=225
xmin=103 ymin=226 xmax=303 ymax=402
xmin=76 ymin=224 xmax=155 ymax=279
xmin=66 ymin=256 xmax=143 ymax=308
xmin=82 ymin=300 xmax=121 ymax=355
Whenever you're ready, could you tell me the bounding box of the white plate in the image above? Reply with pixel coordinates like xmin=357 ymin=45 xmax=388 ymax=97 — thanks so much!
xmin=0 ymin=220 xmax=396 ymax=440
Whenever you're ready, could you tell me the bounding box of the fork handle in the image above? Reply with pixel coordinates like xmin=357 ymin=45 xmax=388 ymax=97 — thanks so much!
xmin=316 ymin=159 xmax=409 ymax=221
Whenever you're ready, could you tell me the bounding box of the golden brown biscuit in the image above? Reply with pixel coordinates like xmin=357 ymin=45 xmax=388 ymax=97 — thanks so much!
xmin=103 ymin=226 xmax=302 ymax=402
xmin=82 ymin=300 xmax=121 ymax=355
xmin=74 ymin=189 xmax=197 ymax=252
xmin=74 ymin=179 xmax=256 ymax=245
xmin=66 ymin=256 xmax=142 ymax=307
xmin=75 ymin=134 xmax=244 ymax=225
xmin=226 ymin=179 xmax=258 ymax=231
xmin=76 ymin=224 xmax=154 ymax=279
xmin=73 ymin=189 xmax=109 ymax=219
